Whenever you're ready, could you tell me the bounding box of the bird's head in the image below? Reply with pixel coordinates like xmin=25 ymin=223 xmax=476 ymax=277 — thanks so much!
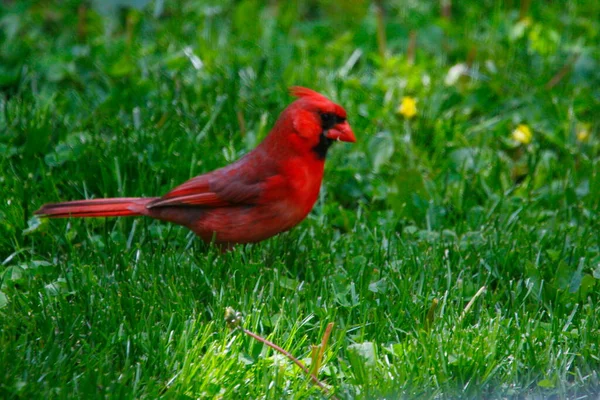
xmin=280 ymin=86 xmax=356 ymax=159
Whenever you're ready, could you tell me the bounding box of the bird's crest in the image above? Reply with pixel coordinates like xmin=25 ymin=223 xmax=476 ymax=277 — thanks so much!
xmin=289 ymin=86 xmax=329 ymax=101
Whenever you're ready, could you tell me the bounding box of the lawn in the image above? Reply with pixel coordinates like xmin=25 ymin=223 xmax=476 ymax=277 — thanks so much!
xmin=1 ymin=1 xmax=600 ymax=398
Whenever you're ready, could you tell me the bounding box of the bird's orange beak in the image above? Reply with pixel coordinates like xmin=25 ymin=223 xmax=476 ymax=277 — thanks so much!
xmin=325 ymin=121 xmax=356 ymax=143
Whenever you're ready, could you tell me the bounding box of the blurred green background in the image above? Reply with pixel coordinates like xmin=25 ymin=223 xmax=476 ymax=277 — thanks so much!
xmin=1 ymin=0 xmax=600 ymax=398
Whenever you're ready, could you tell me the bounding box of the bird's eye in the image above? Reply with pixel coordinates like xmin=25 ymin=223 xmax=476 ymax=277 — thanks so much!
xmin=321 ymin=113 xmax=345 ymax=130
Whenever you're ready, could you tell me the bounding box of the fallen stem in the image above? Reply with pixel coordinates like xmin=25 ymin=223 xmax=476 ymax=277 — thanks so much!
xmin=407 ymin=31 xmax=417 ymax=64
xmin=545 ymin=54 xmax=580 ymax=90
xmin=458 ymin=286 xmax=486 ymax=324
xmin=241 ymin=328 xmax=337 ymax=399
xmin=441 ymin=0 xmax=452 ymax=20
xmin=374 ymin=0 xmax=387 ymax=60
xmin=225 ymin=307 xmax=337 ymax=399
xmin=316 ymin=322 xmax=334 ymax=373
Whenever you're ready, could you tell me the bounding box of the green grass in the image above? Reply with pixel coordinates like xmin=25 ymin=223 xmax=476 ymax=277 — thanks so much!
xmin=2 ymin=1 xmax=600 ymax=398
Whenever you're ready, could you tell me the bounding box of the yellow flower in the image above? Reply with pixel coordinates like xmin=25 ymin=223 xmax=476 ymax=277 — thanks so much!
xmin=576 ymin=124 xmax=590 ymax=143
xmin=512 ymin=124 xmax=532 ymax=145
xmin=398 ymin=96 xmax=417 ymax=119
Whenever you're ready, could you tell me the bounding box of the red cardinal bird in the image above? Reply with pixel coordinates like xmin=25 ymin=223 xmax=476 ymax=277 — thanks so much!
xmin=35 ymin=87 xmax=356 ymax=246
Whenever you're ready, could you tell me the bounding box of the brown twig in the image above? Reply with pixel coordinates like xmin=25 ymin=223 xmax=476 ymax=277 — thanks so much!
xmin=466 ymin=45 xmax=477 ymax=68
xmin=77 ymin=4 xmax=87 ymax=41
xmin=236 ymin=110 xmax=247 ymax=136
xmin=242 ymin=329 xmax=336 ymax=397
xmin=545 ymin=54 xmax=580 ymax=90
xmin=225 ymin=308 xmax=337 ymax=399
xmin=441 ymin=0 xmax=452 ymax=20
xmin=374 ymin=0 xmax=387 ymax=60
xmin=407 ymin=30 xmax=417 ymax=65
xmin=519 ymin=0 xmax=531 ymax=21
xmin=314 ymin=322 xmax=334 ymax=374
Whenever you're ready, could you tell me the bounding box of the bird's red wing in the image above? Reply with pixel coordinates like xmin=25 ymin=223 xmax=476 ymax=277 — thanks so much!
xmin=146 ymin=167 xmax=265 ymax=209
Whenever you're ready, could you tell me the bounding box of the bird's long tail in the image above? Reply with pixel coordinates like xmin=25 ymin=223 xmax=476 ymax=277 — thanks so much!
xmin=35 ymin=197 xmax=158 ymax=218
